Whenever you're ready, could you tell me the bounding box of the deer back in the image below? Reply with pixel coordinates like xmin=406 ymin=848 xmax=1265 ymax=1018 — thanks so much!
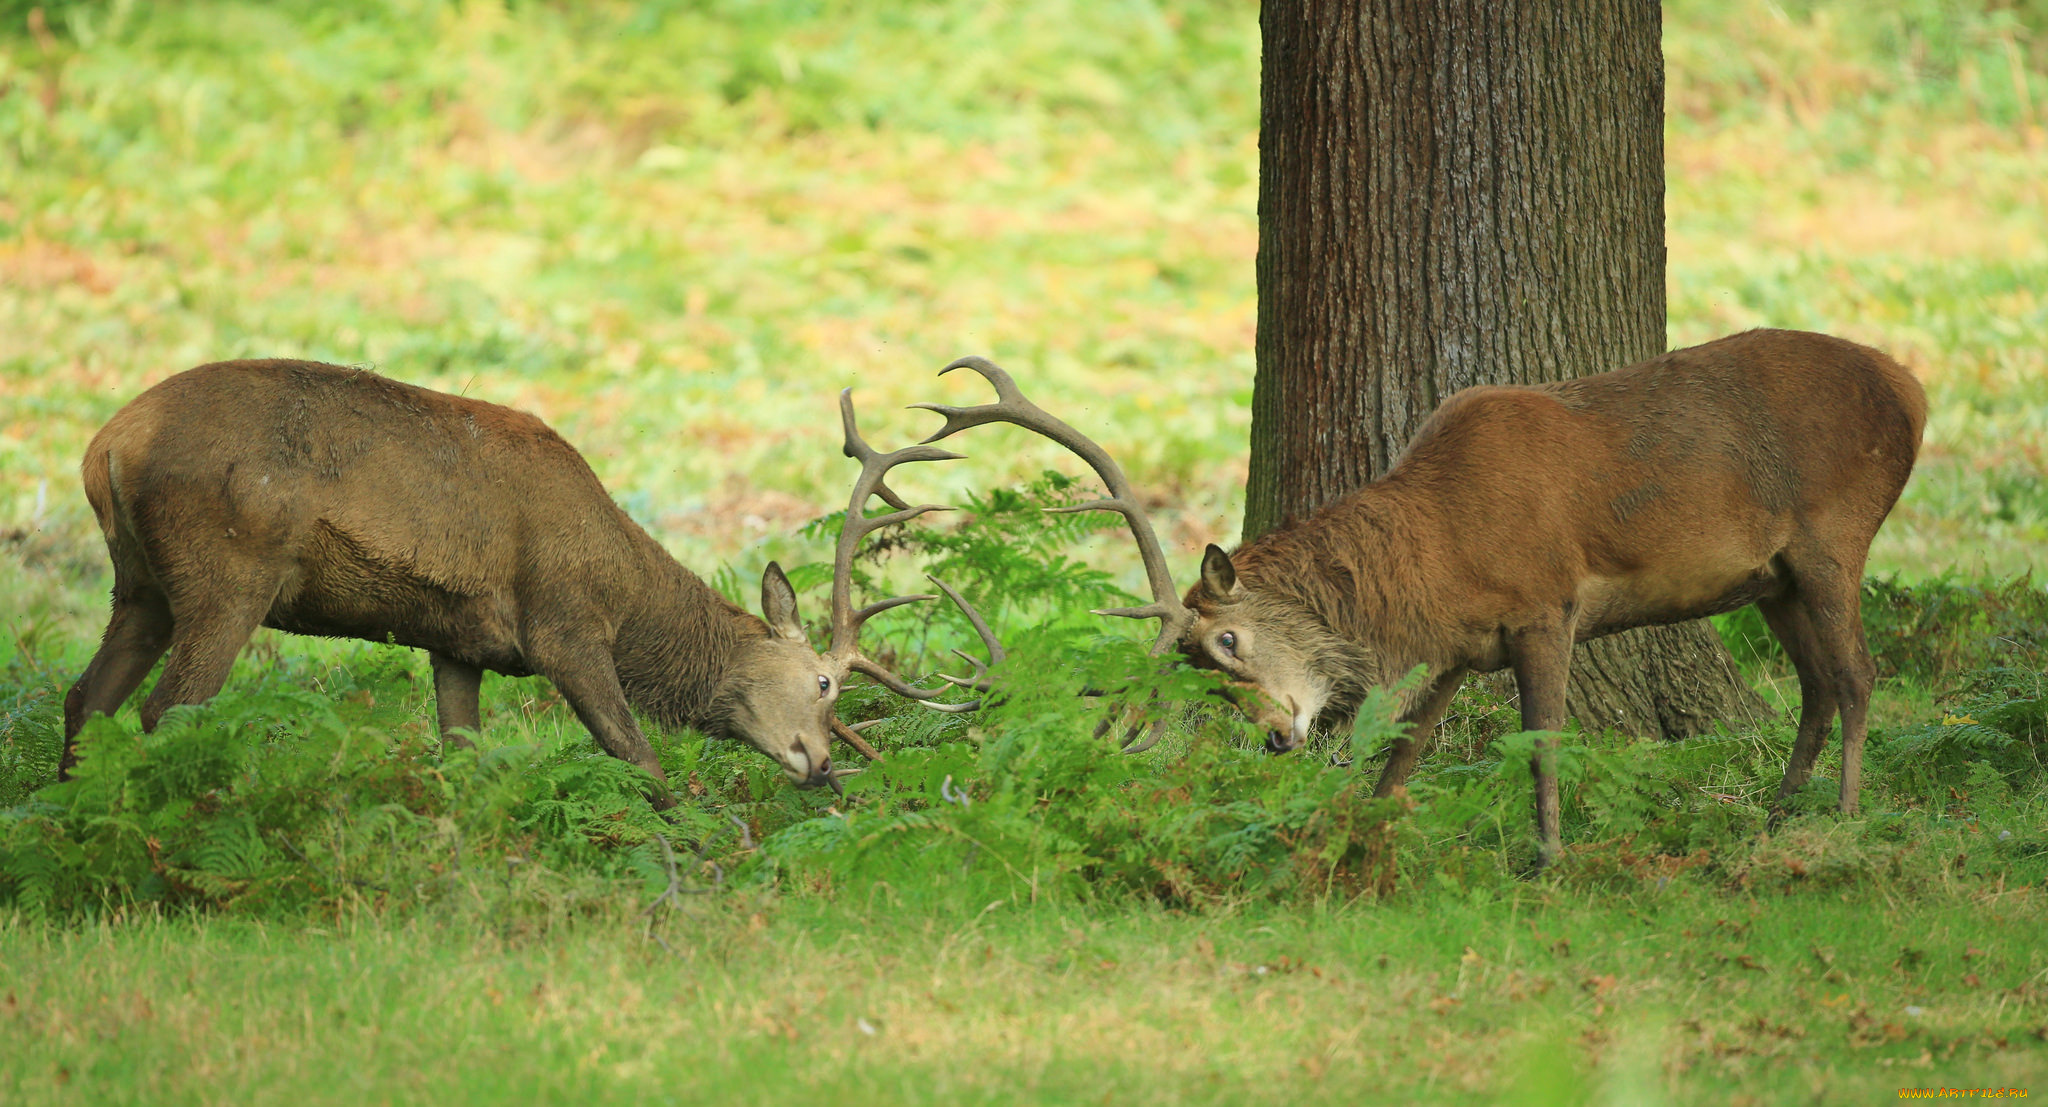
xmin=1369 ymin=329 xmax=1926 ymax=630
xmin=90 ymin=360 xmax=660 ymax=617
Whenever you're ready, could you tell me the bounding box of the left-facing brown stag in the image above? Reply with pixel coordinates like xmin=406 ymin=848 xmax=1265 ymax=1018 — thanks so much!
xmin=60 ymin=359 xmax=994 ymax=800
xmin=917 ymin=329 xmax=1926 ymax=864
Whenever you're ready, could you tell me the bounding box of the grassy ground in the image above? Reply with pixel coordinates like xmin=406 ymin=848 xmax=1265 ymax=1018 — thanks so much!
xmin=6 ymin=611 xmax=2045 ymax=1104
xmin=3 ymin=0 xmax=2047 ymax=1103
xmin=5 ymin=875 xmax=2046 ymax=1106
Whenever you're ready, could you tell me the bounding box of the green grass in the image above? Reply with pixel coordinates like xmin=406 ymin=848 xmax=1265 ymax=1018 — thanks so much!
xmin=2 ymin=606 xmax=2042 ymax=1102
xmin=3 ymin=0 xmax=2048 ymax=1103
xmin=4 ymin=854 xmax=2046 ymax=1105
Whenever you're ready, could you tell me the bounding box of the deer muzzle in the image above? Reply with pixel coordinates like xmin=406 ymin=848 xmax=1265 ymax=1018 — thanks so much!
xmin=780 ymin=742 xmax=834 ymax=789
xmin=1216 ymin=681 xmax=1306 ymax=753
xmin=1265 ymin=725 xmax=1304 ymax=754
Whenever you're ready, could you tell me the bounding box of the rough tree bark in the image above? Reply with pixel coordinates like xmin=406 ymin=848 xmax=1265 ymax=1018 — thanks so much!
xmin=1246 ymin=0 xmax=1768 ymax=738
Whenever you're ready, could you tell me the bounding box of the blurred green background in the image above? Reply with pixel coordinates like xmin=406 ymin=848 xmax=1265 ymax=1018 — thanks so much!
xmin=2 ymin=0 xmax=2043 ymax=638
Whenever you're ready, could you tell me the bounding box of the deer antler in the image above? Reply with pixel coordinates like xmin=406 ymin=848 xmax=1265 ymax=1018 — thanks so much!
xmin=913 ymin=356 xmax=1194 ymax=656
xmin=827 ymin=388 xmax=1006 ymax=716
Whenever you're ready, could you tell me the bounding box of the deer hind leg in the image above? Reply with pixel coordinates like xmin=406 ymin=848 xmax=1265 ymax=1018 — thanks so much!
xmin=1372 ymin=665 xmax=1468 ymax=797
xmin=1782 ymin=557 xmax=1876 ymax=816
xmin=137 ymin=576 xmax=279 ymax=732
xmin=61 ymin=586 xmax=175 ymax=778
xmin=429 ymin=652 xmax=484 ymax=750
xmin=1510 ymin=623 xmax=1576 ymax=868
xmin=1758 ymin=592 xmax=1840 ymax=823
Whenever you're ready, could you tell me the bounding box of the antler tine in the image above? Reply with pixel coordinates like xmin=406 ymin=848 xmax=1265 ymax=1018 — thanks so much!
xmin=1120 ymin=718 xmax=1168 ymax=754
xmin=914 ymin=356 xmax=1194 ymax=656
xmin=829 ymin=388 xmax=1003 ymax=715
xmin=844 ymin=654 xmax=973 ymax=709
xmin=829 ymin=717 xmax=885 ymax=762
xmin=828 ymin=388 xmax=959 ymax=664
xmin=926 ymin=575 xmax=1005 ymax=696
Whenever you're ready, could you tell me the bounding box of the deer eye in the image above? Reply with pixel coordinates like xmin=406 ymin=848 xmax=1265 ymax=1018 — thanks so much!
xmin=1218 ymin=631 xmax=1238 ymax=657
xmin=817 ymin=675 xmax=832 ymax=697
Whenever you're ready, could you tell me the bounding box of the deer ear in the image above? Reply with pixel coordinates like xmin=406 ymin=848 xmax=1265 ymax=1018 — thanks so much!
xmin=760 ymin=562 xmax=805 ymax=640
xmin=1199 ymin=544 xmax=1240 ymax=599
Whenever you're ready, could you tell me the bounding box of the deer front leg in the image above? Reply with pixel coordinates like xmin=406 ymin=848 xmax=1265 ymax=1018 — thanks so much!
xmin=429 ymin=651 xmax=484 ymax=751
xmin=1372 ymin=666 xmax=1468 ymax=797
xmin=1509 ymin=623 xmax=1575 ymax=867
xmin=530 ymin=642 xmax=674 ymax=810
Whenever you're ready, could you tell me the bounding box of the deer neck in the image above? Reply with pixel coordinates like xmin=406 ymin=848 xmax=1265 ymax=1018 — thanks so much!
xmin=611 ymin=553 xmax=763 ymax=734
xmin=1234 ymin=480 xmax=1450 ymax=676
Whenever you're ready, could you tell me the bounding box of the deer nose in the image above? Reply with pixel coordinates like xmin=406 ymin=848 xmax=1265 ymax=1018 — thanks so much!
xmin=787 ymin=739 xmax=833 ymax=788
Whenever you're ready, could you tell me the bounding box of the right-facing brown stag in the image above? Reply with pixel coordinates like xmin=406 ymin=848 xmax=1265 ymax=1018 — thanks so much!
xmin=61 ymin=359 xmax=995 ymax=803
xmin=917 ymin=329 xmax=1926 ymax=864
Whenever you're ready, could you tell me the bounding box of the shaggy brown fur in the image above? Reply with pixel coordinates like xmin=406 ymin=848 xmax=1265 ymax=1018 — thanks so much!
xmin=62 ymin=360 xmax=852 ymax=801
xmin=1180 ymin=329 xmax=1927 ymax=862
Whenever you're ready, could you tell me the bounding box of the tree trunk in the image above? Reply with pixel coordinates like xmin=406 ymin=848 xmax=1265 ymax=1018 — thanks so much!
xmin=1247 ymin=0 xmax=1768 ymax=738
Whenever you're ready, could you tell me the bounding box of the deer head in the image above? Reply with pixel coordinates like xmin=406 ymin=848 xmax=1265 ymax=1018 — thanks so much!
xmin=1180 ymin=543 xmax=1380 ymax=752
xmin=698 ymin=561 xmax=854 ymax=790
